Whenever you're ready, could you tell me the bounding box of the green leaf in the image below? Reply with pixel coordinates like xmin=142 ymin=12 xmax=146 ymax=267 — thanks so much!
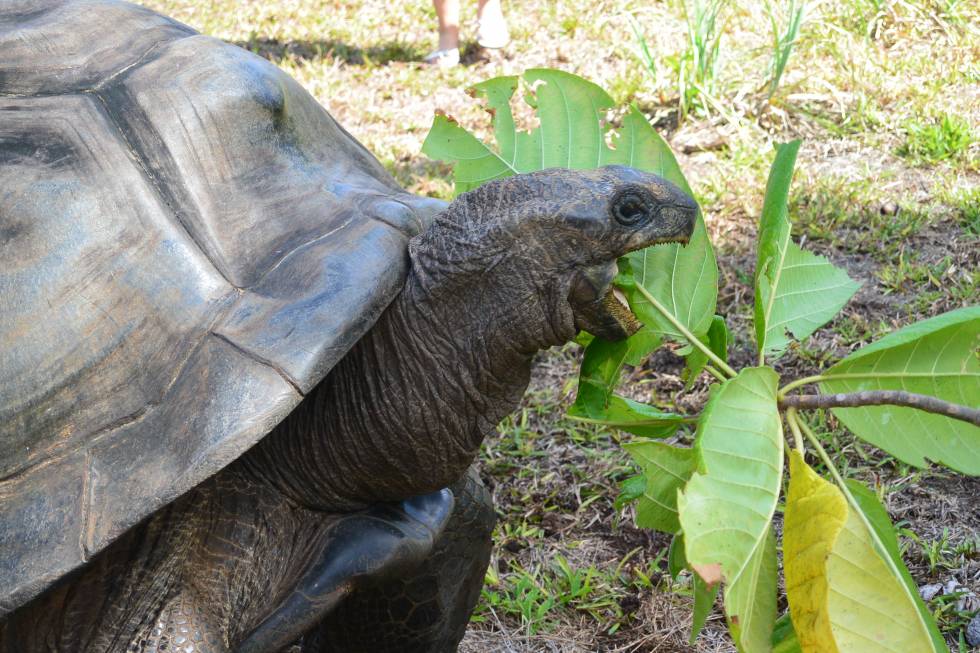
xmin=624 ymin=441 xmax=696 ymax=533
xmin=624 ymin=328 xmax=662 ymax=366
xmin=625 ymin=216 xmax=718 ymax=345
xmin=677 ymin=367 xmax=783 ymax=652
xmin=668 ymin=533 xmax=687 ymax=580
xmin=692 ymin=572 xmax=721 ymax=645
xmin=784 ymin=452 xmax=946 ymax=653
xmin=569 ymin=337 xmax=631 ymax=418
xmin=845 ymin=480 xmax=947 ymax=651
xmin=754 ymin=141 xmax=860 ymax=360
xmin=726 ymin=526 xmax=777 ymax=653
xmin=683 ymin=315 xmax=730 ymax=387
xmin=614 ymin=474 xmax=647 ymax=510
xmin=420 ymin=113 xmax=516 ymax=195
xmin=667 ymin=531 xmax=722 ymax=646
xmin=423 ymin=69 xmax=695 ymax=194
xmin=570 ymin=395 xmax=687 ymax=438
xmin=772 ymin=613 xmax=802 ymax=653
xmin=820 ymin=305 xmax=980 ymax=474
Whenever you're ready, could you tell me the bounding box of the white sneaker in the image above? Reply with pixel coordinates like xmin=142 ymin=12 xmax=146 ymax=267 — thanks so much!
xmin=423 ymin=47 xmax=460 ymax=67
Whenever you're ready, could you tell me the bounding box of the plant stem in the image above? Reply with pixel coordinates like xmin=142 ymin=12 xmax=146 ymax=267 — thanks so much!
xmin=779 ymin=371 xmax=970 ymax=399
xmin=780 ymin=390 xmax=980 ymax=427
xmin=705 ymin=365 xmax=727 ymax=382
xmin=778 ymin=374 xmax=825 ymax=397
xmin=784 ymin=408 xmax=806 ymax=454
xmin=796 ymin=416 xmax=933 ymax=640
xmin=567 ymin=414 xmax=699 ymax=426
xmin=634 ymin=283 xmax=739 ymax=379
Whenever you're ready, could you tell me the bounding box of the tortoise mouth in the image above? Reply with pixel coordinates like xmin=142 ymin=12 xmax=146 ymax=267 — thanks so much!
xmin=568 ymin=258 xmax=640 ymax=342
xmin=569 ymin=233 xmax=689 ymax=342
xmin=573 ymin=285 xmax=642 ymax=341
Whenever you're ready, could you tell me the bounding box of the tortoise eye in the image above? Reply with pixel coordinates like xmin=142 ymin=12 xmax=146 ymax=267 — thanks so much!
xmin=611 ymin=190 xmax=653 ymax=226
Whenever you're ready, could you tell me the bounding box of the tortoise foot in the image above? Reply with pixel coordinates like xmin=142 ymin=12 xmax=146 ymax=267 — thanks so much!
xmin=300 ymin=467 xmax=495 ymax=653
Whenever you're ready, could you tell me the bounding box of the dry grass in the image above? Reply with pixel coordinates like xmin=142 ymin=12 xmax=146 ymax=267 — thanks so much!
xmin=144 ymin=0 xmax=979 ymax=649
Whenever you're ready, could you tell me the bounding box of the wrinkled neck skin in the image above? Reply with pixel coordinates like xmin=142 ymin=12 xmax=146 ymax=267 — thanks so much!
xmin=243 ymin=198 xmax=578 ymax=511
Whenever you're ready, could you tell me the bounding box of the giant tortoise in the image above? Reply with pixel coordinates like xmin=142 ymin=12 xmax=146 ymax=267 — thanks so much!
xmin=0 ymin=1 xmax=697 ymax=650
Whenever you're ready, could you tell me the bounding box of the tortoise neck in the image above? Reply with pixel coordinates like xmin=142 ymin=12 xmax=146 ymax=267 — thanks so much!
xmin=240 ymin=255 xmax=550 ymax=511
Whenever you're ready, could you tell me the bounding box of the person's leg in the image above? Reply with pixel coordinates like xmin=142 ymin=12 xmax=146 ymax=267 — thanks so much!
xmin=425 ymin=0 xmax=461 ymax=66
xmin=476 ymin=0 xmax=509 ymax=49
xmin=433 ymin=0 xmax=460 ymax=51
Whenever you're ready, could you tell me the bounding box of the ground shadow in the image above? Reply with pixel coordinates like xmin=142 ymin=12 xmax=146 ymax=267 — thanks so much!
xmin=232 ymin=37 xmax=428 ymax=66
xmin=233 ymin=37 xmax=499 ymax=68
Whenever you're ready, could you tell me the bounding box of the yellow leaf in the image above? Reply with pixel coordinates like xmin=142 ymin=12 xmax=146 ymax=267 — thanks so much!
xmin=828 ymin=502 xmax=934 ymax=650
xmin=785 ymin=451 xmax=844 ymax=653
xmin=785 ymin=452 xmax=941 ymax=652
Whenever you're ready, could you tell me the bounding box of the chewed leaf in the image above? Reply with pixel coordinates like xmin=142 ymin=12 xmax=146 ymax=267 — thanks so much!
xmin=422 ymin=69 xmax=716 ymax=386
xmin=820 ymin=305 xmax=980 ymax=474
xmin=421 ymin=113 xmax=516 ymax=195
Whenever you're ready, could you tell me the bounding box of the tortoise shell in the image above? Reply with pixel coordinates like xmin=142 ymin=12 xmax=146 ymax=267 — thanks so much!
xmin=0 ymin=0 xmax=443 ymax=614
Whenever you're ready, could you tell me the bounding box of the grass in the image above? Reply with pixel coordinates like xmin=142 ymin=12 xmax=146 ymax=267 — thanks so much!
xmin=898 ymin=114 xmax=977 ymax=166
xmin=140 ymin=0 xmax=980 ymax=649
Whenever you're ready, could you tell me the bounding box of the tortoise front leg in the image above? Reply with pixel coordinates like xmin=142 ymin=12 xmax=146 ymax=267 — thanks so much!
xmin=236 ymin=490 xmax=453 ymax=653
xmin=300 ymin=467 xmax=496 ymax=653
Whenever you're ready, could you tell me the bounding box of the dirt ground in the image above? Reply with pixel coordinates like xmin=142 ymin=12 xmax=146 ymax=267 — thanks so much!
xmin=145 ymin=1 xmax=979 ymax=649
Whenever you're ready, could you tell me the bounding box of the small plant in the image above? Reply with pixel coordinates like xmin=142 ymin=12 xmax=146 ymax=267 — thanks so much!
xmin=898 ymin=114 xmax=976 ymax=165
xmin=677 ymin=0 xmax=729 ymax=117
xmin=627 ymin=14 xmax=658 ymax=88
xmin=423 ymin=69 xmax=979 ymax=652
xmin=764 ymin=0 xmax=806 ymax=99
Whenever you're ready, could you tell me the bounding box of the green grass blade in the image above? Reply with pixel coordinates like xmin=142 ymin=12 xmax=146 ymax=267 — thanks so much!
xmin=820 ymin=305 xmax=980 ymax=474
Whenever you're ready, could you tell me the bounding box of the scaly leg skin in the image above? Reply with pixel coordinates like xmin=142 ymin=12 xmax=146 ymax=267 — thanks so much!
xmin=299 ymin=467 xmax=495 ymax=653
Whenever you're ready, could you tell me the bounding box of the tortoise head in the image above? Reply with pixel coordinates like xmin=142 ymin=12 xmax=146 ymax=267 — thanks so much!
xmin=411 ymin=165 xmax=697 ymax=346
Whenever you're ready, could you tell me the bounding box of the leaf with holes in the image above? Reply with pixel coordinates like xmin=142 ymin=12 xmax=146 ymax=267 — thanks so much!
xmin=423 ymin=69 xmax=694 ymax=194
xmin=819 ymin=305 xmax=980 ymax=474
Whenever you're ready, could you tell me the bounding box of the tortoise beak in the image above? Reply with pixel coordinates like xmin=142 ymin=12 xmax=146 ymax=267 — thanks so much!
xmin=568 ymin=262 xmax=642 ymax=341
